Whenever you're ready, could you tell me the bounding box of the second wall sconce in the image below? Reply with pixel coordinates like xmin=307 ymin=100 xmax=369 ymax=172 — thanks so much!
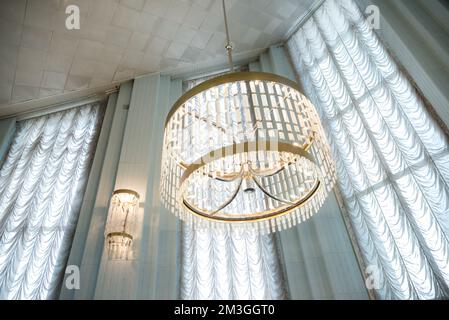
xmin=105 ymin=189 xmax=140 ymax=260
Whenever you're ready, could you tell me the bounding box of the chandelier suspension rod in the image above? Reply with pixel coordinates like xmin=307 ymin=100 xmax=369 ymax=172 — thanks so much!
xmin=222 ymin=0 xmax=234 ymax=72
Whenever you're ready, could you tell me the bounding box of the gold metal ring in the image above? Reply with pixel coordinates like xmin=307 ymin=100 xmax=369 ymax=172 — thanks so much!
xmin=182 ymin=180 xmax=321 ymax=223
xmin=178 ymin=139 xmax=321 ymax=224
xmin=106 ymin=231 xmax=133 ymax=240
xmin=179 ymin=140 xmax=316 ymax=187
xmin=165 ymin=71 xmax=304 ymax=127
xmin=112 ymin=189 xmax=140 ymax=199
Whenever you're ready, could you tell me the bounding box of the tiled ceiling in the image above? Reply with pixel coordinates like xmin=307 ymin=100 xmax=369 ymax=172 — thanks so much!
xmin=0 ymin=0 xmax=316 ymax=108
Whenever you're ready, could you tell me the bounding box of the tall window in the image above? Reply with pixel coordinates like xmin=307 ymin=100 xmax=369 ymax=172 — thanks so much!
xmin=180 ymin=226 xmax=287 ymax=299
xmin=0 ymin=103 xmax=104 ymax=299
xmin=287 ymin=0 xmax=449 ymax=299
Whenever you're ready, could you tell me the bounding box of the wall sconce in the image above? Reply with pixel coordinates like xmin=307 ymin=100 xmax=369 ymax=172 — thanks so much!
xmin=105 ymin=189 xmax=140 ymax=260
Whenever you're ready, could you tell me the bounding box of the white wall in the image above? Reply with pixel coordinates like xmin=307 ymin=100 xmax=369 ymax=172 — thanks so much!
xmin=93 ymin=74 xmax=181 ymax=299
xmin=356 ymin=0 xmax=449 ymax=129
xmin=60 ymin=74 xmax=182 ymax=299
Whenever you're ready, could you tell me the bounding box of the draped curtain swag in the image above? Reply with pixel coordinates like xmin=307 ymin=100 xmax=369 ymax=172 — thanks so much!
xmin=0 ymin=103 xmax=104 ymax=299
xmin=287 ymin=0 xmax=449 ymax=299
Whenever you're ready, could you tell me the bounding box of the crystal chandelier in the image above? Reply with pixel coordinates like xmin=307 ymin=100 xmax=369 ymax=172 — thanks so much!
xmin=160 ymin=1 xmax=336 ymax=234
xmin=105 ymin=189 xmax=139 ymax=259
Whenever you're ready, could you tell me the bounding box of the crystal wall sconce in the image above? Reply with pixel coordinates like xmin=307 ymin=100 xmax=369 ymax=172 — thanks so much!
xmin=104 ymin=189 xmax=139 ymax=260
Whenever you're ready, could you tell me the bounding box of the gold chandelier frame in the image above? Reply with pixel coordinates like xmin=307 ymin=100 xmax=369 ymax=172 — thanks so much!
xmin=162 ymin=72 xmax=328 ymax=226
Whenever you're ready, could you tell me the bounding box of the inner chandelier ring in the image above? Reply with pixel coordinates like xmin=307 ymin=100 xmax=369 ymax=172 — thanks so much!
xmin=179 ymin=139 xmax=322 ymax=223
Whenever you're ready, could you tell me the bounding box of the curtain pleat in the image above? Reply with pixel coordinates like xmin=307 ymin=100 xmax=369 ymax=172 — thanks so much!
xmin=0 ymin=103 xmax=103 ymax=299
xmin=180 ymin=226 xmax=287 ymax=299
xmin=287 ymin=0 xmax=449 ymax=299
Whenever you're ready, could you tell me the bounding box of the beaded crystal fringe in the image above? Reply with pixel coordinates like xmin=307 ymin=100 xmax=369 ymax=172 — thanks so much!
xmin=106 ymin=235 xmax=132 ymax=260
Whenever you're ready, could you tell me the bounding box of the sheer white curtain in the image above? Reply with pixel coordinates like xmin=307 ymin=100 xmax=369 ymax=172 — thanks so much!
xmin=287 ymin=0 xmax=449 ymax=299
xmin=180 ymin=227 xmax=287 ymax=299
xmin=0 ymin=103 xmax=103 ymax=299
xmin=179 ymin=75 xmax=288 ymax=300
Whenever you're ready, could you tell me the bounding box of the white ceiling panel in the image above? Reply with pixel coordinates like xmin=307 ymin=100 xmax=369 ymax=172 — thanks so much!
xmin=0 ymin=0 xmax=317 ymax=108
